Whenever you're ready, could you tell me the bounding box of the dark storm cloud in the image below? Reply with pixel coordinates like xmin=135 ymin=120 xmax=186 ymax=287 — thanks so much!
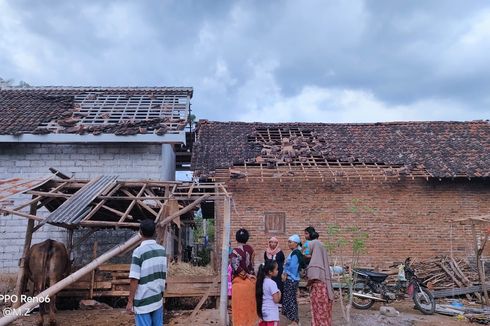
xmin=1 ymin=0 xmax=489 ymax=122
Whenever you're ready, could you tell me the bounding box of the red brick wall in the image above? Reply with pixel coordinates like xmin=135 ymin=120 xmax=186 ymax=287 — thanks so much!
xmin=214 ymin=178 xmax=490 ymax=268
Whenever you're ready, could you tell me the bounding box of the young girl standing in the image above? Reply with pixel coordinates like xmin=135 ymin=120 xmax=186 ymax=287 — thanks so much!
xmin=256 ymin=260 xmax=281 ymax=326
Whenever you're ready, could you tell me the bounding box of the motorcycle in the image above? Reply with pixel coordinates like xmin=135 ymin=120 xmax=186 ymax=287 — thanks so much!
xmin=350 ymin=257 xmax=436 ymax=315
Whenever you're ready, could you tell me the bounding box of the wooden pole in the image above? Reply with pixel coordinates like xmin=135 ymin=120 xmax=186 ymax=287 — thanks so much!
xmin=0 ymin=234 xmax=142 ymax=326
xmin=219 ymin=196 xmax=231 ymax=326
xmin=472 ymin=224 xmax=489 ymax=304
xmin=89 ymin=241 xmax=98 ymax=299
xmin=13 ymin=202 xmax=37 ymax=309
xmin=67 ymin=229 xmax=74 ymax=259
xmin=157 ymin=194 xmax=210 ymax=227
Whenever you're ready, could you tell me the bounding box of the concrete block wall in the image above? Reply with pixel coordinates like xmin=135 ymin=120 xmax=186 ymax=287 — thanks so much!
xmin=0 ymin=143 xmax=163 ymax=273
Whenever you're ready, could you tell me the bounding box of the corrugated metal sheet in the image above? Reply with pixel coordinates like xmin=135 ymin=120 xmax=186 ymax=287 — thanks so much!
xmin=0 ymin=176 xmax=53 ymax=201
xmin=44 ymin=175 xmax=118 ymax=227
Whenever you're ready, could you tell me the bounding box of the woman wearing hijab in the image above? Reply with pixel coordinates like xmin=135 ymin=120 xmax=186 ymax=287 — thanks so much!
xmin=230 ymin=228 xmax=258 ymax=326
xmin=282 ymin=234 xmax=303 ymax=326
xmin=307 ymin=239 xmax=334 ymax=326
xmin=263 ymin=236 xmax=285 ymax=298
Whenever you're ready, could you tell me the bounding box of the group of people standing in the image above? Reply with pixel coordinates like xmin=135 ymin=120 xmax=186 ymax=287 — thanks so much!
xmin=229 ymin=227 xmax=334 ymax=326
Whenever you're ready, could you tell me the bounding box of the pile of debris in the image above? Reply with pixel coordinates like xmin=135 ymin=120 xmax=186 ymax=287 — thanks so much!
xmin=252 ymin=134 xmax=319 ymax=166
xmin=436 ymin=301 xmax=490 ymax=324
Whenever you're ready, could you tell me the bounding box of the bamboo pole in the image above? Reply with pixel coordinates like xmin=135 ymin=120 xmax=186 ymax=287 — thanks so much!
xmin=219 ymin=196 xmax=231 ymax=326
xmin=13 ymin=202 xmax=37 ymax=309
xmin=0 ymin=234 xmax=142 ymax=326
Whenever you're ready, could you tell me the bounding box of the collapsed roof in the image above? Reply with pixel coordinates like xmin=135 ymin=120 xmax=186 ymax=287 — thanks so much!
xmin=0 ymin=87 xmax=192 ymax=141
xmin=191 ymin=120 xmax=490 ymax=179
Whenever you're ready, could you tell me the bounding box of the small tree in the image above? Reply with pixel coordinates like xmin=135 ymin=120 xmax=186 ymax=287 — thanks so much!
xmin=325 ymin=198 xmax=373 ymax=325
xmin=0 ymin=77 xmax=30 ymax=88
xmin=325 ymin=224 xmax=368 ymax=325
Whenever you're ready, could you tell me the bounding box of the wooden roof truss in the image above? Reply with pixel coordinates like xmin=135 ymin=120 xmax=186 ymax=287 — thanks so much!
xmin=1 ymin=179 xmax=227 ymax=229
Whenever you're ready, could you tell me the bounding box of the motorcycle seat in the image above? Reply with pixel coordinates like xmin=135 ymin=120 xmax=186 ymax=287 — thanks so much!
xmin=354 ymin=269 xmax=389 ymax=282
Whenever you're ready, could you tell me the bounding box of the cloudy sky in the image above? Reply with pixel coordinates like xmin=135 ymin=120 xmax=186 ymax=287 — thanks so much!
xmin=1 ymin=0 xmax=489 ymax=123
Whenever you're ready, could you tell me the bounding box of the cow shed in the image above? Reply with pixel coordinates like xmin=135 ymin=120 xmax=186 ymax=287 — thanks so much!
xmin=0 ymin=177 xmax=232 ymax=325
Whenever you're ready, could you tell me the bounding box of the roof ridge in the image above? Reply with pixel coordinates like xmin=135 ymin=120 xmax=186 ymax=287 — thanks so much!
xmin=1 ymin=86 xmax=193 ymax=91
xmin=198 ymin=119 xmax=489 ymax=126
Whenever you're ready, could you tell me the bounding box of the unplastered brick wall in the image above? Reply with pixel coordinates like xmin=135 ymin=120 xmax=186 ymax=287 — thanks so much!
xmin=215 ymin=177 xmax=490 ymax=269
xmin=0 ymin=143 xmax=163 ymax=273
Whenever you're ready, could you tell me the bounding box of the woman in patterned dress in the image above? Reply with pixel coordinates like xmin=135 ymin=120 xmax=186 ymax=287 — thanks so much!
xmin=307 ymin=239 xmax=334 ymax=326
xmin=230 ymin=228 xmax=258 ymax=326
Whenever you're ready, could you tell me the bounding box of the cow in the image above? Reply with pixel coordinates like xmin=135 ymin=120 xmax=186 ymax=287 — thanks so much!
xmin=25 ymin=239 xmax=70 ymax=326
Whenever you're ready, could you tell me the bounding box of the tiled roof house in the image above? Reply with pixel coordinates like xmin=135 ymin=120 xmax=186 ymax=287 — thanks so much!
xmin=192 ymin=120 xmax=490 ymax=267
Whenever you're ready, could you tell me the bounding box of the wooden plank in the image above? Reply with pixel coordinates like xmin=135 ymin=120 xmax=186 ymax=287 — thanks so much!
xmin=66 ymin=281 xmax=112 ymax=290
xmin=98 ymin=264 xmax=130 ymax=271
xmin=25 ymin=191 xmax=71 ymax=198
xmin=168 ymin=275 xmax=219 ymax=283
xmin=111 ymin=272 xmax=130 ymax=278
xmin=190 ymin=277 xmax=220 ymax=319
xmin=80 ymin=220 xmax=139 ymax=228
xmin=111 ymin=279 xmax=130 ymax=285
xmin=93 ymin=290 xmax=130 ymax=297
xmin=433 ymin=285 xmax=483 ymax=298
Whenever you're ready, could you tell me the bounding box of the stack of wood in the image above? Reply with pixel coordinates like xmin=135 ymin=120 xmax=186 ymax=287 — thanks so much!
xmin=412 ymin=256 xmax=482 ymax=301
xmin=412 ymin=256 xmax=479 ymax=289
xmin=60 ymin=263 xmax=218 ymax=299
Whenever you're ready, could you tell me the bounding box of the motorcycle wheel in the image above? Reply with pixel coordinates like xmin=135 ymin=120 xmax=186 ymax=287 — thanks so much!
xmin=351 ymin=279 xmax=376 ymax=310
xmin=413 ymin=287 xmax=435 ymax=315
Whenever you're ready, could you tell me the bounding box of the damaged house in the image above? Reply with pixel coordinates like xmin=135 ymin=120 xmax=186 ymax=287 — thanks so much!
xmin=0 ymin=86 xmax=194 ymax=273
xmin=192 ymin=120 xmax=490 ymax=267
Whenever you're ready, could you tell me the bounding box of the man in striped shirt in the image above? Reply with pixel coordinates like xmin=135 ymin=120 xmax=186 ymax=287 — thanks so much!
xmin=127 ymin=219 xmax=167 ymax=326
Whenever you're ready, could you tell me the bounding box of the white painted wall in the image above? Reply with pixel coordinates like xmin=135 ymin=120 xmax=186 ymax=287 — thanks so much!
xmin=0 ymin=143 xmax=165 ymax=273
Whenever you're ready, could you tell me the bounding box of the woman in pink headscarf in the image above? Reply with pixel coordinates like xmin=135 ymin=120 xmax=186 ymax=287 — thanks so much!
xmin=263 ymin=236 xmax=285 ymax=301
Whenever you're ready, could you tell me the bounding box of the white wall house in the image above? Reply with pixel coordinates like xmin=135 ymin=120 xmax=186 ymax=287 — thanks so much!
xmin=0 ymin=86 xmax=192 ymax=273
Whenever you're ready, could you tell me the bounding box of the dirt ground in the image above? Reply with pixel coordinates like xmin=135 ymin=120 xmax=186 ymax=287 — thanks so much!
xmin=3 ymin=298 xmax=472 ymax=326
